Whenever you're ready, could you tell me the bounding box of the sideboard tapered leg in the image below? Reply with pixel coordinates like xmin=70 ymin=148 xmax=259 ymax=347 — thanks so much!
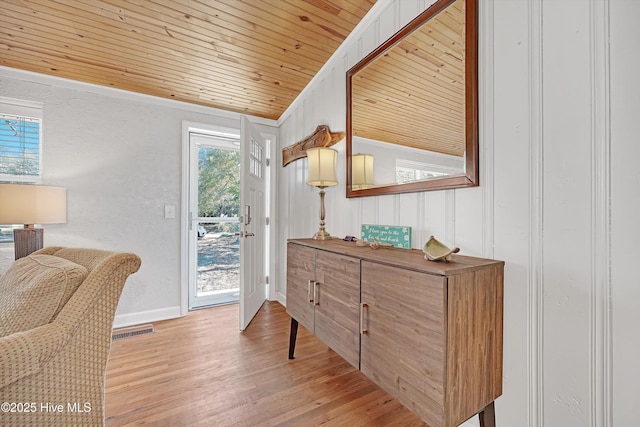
xmin=479 ymin=401 xmax=496 ymax=427
xmin=288 ymin=318 xmax=299 ymax=359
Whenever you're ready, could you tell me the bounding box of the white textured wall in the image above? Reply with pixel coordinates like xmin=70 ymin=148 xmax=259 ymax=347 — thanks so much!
xmin=0 ymin=68 xmax=277 ymax=323
xmin=277 ymin=0 xmax=637 ymax=426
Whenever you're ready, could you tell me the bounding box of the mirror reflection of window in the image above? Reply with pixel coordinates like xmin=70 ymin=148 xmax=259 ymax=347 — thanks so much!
xmin=396 ymin=159 xmax=450 ymax=184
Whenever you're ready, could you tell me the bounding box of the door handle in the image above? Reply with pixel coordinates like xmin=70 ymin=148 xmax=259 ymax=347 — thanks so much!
xmin=235 ymin=231 xmax=255 ymax=238
xmin=244 ymin=205 xmax=252 ymax=225
xmin=360 ymin=303 xmax=368 ymax=334
xmin=308 ymin=280 xmax=315 ymax=304
xmin=314 ymin=281 xmax=319 ymax=306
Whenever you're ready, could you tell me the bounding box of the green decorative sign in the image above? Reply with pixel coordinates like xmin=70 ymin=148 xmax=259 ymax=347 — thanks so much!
xmin=361 ymin=224 xmax=412 ymax=249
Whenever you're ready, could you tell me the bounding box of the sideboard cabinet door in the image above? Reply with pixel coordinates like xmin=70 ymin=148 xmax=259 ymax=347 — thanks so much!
xmin=360 ymin=260 xmax=448 ymax=426
xmin=314 ymin=250 xmax=360 ymax=368
xmin=286 ymin=243 xmax=315 ymax=332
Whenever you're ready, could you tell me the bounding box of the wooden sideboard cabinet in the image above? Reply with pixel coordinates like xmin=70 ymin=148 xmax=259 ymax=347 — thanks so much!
xmin=286 ymin=238 xmax=504 ymax=427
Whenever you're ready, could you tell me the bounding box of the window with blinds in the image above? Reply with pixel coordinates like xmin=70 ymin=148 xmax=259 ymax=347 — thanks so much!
xmin=0 ymin=98 xmax=43 ymax=243
xmin=0 ymin=113 xmax=41 ymax=178
xmin=0 ymin=98 xmax=42 ymax=182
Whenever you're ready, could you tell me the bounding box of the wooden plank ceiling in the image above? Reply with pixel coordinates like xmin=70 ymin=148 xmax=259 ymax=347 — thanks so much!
xmin=0 ymin=0 xmax=375 ymax=120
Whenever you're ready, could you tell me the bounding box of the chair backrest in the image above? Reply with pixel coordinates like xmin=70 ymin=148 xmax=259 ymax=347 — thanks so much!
xmin=35 ymin=246 xmax=138 ymax=273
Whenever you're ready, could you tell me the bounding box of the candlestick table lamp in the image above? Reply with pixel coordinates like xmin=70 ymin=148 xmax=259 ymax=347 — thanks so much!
xmin=306 ymin=147 xmax=338 ymax=240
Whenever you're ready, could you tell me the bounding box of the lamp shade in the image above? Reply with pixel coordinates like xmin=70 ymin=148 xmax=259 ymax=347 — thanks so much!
xmin=0 ymin=184 xmax=67 ymax=225
xmin=351 ymin=153 xmax=374 ymax=190
xmin=306 ymin=147 xmax=338 ymax=187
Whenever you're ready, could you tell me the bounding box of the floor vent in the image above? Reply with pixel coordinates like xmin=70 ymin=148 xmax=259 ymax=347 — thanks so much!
xmin=112 ymin=324 xmax=155 ymax=341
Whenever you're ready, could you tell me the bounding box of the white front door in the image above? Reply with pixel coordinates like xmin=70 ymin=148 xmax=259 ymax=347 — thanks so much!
xmin=239 ymin=117 xmax=267 ymax=330
xmin=183 ymin=121 xmax=268 ymax=328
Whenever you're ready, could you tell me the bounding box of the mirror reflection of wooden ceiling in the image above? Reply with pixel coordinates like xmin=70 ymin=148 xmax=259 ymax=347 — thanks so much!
xmin=0 ymin=0 xmax=375 ymax=121
xmin=352 ymin=0 xmax=465 ymax=157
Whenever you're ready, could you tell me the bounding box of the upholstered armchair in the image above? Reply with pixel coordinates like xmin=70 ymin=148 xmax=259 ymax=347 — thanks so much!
xmin=0 ymin=247 xmax=141 ymax=427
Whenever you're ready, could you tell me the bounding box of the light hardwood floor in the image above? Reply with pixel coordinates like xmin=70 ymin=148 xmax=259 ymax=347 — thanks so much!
xmin=105 ymin=301 xmax=426 ymax=426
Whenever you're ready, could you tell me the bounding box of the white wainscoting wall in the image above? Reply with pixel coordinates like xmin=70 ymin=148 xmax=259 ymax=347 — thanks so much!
xmin=276 ymin=0 xmax=639 ymax=426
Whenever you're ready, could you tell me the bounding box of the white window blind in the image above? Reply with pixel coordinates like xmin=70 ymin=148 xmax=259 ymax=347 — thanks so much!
xmin=0 ymin=98 xmax=43 ymax=182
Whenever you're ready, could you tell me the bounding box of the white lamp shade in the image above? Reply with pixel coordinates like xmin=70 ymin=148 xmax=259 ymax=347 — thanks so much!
xmin=306 ymin=147 xmax=338 ymax=187
xmin=0 ymin=184 xmax=67 ymax=225
xmin=351 ymin=153 xmax=374 ymax=189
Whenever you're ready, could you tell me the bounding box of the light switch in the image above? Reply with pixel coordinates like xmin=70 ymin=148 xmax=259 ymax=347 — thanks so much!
xmin=164 ymin=205 xmax=176 ymax=219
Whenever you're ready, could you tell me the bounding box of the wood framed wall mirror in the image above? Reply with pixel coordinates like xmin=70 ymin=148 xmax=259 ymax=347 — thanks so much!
xmin=346 ymin=0 xmax=478 ymax=197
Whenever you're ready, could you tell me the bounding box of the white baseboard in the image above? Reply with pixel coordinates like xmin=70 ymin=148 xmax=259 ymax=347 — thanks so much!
xmin=113 ymin=305 xmax=183 ymax=329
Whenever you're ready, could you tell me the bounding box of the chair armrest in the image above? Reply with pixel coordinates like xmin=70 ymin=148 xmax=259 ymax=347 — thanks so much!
xmin=0 ymin=323 xmax=66 ymax=389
